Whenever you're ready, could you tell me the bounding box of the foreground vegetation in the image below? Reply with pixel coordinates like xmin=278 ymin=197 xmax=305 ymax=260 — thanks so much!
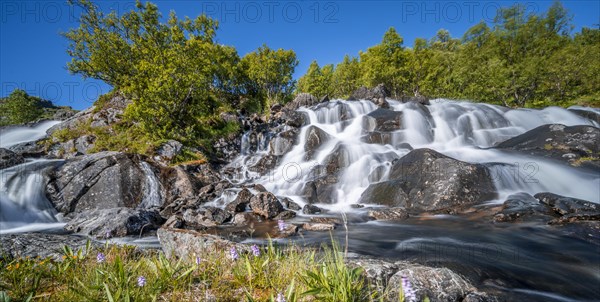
xmin=0 ymin=240 xmax=424 ymax=302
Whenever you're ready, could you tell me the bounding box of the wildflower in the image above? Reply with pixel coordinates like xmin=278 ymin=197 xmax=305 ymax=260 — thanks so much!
xmin=137 ymin=276 xmax=146 ymax=287
xmin=230 ymin=246 xmax=239 ymax=260
xmin=196 ymin=256 xmax=202 ymax=265
xmin=277 ymin=220 xmax=286 ymax=231
xmin=276 ymin=292 xmax=286 ymax=302
xmin=96 ymin=252 xmax=106 ymax=263
xmin=251 ymin=244 xmax=260 ymax=257
xmin=401 ymin=275 xmax=417 ymax=302
xmin=105 ymin=231 xmax=111 ymax=239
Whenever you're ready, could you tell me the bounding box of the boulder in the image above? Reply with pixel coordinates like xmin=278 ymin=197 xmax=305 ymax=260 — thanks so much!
xmin=304 ymin=125 xmax=332 ymax=158
xmin=401 ymin=95 xmax=430 ymax=106
xmin=0 ymin=233 xmax=100 ymax=261
xmin=182 ymin=206 xmax=231 ymax=227
xmin=274 ymin=210 xmax=296 ymax=220
xmin=359 ymin=149 xmax=497 ymax=213
xmin=568 ymin=108 xmax=600 ymax=125
xmin=249 ymin=192 xmax=284 ymax=219
xmin=45 ymin=152 xmax=155 ymax=215
xmin=285 ymin=93 xmax=320 ymax=110
xmin=495 ymin=124 xmax=600 ymax=168
xmin=367 ymin=207 xmax=409 ymax=221
xmin=269 ymin=135 xmax=295 ymax=156
xmin=0 ymin=148 xmax=24 ymax=169
xmin=281 ymin=197 xmax=302 ymax=210
xmin=534 ymin=192 xmax=600 ymax=223
xmin=493 ymin=193 xmax=556 ymax=223
xmin=64 ymin=207 xmax=164 ymax=238
xmin=225 ymin=188 xmax=254 ymax=213
xmin=231 ymin=212 xmax=263 ymax=226
xmin=302 ymin=222 xmax=335 ymax=231
xmin=248 ymin=155 xmax=279 ymax=174
xmin=7 ymin=140 xmax=46 ymax=158
xmin=302 ymin=204 xmax=326 ymax=214
xmin=157 ymin=227 xmax=250 ymax=262
xmin=155 ymin=140 xmax=183 ymax=162
xmin=283 ymin=110 xmax=309 ymax=128
xmin=362 ymin=108 xmax=403 ymax=132
xmin=303 ymin=174 xmax=339 ymax=204
xmin=349 ymin=84 xmax=390 ymax=108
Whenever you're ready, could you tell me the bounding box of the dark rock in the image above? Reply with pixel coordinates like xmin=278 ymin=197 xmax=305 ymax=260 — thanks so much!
xmin=302 ymin=204 xmax=326 ymax=214
xmin=401 ymin=95 xmax=430 ymax=106
xmin=248 ymin=155 xmax=279 ymax=174
xmin=0 ymin=148 xmax=24 ymax=169
xmin=225 ymin=188 xmax=254 ymax=213
xmin=320 ymin=95 xmax=330 ymax=103
xmin=281 ymin=197 xmax=302 ymax=210
xmin=303 ymin=175 xmax=338 ymax=204
xmin=322 ymin=144 xmax=352 ymax=175
xmin=274 ymin=210 xmax=297 ymax=220
xmin=182 ymin=206 xmax=231 ymax=227
xmin=7 ymin=140 xmax=46 ymax=158
xmin=568 ymin=108 xmax=600 ymax=125
xmin=283 ymin=110 xmax=309 ymax=128
xmin=0 ymin=233 xmax=100 ymax=261
xmin=45 ymin=152 xmax=151 ymax=215
xmin=363 ymin=108 xmax=403 ymax=132
xmin=302 ymin=222 xmax=335 ymax=231
xmin=535 ymin=192 xmax=599 ymax=219
xmin=304 ymin=126 xmax=332 ymax=158
xmin=493 ymin=193 xmax=556 ymax=223
xmin=269 ymin=135 xmax=295 ymax=156
xmin=250 ymin=192 xmax=284 ymax=219
xmin=367 ymin=207 xmax=409 ymax=221
xmin=285 ymin=93 xmax=320 ymax=110
xmin=64 ymin=208 xmax=164 ymax=238
xmin=253 ymin=184 xmax=268 ymax=192
xmin=157 ymin=227 xmax=251 ymax=262
xmin=349 ymin=84 xmax=389 ymax=108
xmin=359 ymin=148 xmax=497 ymax=213
xmin=495 ymin=124 xmax=600 ymax=167
xmin=362 ymin=132 xmax=393 ymax=145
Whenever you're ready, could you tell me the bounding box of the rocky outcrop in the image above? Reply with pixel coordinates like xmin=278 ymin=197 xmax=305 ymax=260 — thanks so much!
xmin=304 ymin=125 xmax=332 ymax=158
xmin=182 ymin=206 xmax=231 ymax=227
xmin=64 ymin=207 xmax=164 ymax=238
xmin=349 ymin=84 xmax=390 ymax=108
xmin=362 ymin=108 xmax=403 ymax=132
xmin=495 ymin=124 xmax=600 ymax=168
xmin=359 ymin=149 xmax=497 ymax=213
xmin=157 ymin=227 xmax=251 ymax=261
xmin=250 ymin=192 xmax=284 ymax=219
xmin=534 ymin=192 xmax=599 ymax=223
xmin=367 ymin=207 xmax=409 ymax=221
xmin=0 ymin=148 xmax=24 ymax=169
xmin=285 ymin=93 xmax=322 ymax=110
xmin=0 ymin=233 xmax=100 ymax=261
xmin=493 ymin=193 xmax=556 ymax=223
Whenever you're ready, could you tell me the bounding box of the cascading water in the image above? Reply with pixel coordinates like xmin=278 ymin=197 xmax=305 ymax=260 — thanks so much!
xmin=0 ymin=120 xmax=61 ymax=148
xmin=232 ymin=99 xmax=599 ymax=210
xmin=139 ymin=161 xmax=163 ymax=209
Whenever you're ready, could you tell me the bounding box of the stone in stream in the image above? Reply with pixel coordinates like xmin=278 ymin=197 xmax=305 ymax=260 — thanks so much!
xmin=493 ymin=192 xmax=557 ymax=223
xmin=225 ymin=188 xmax=254 ymax=213
xmin=64 ymin=207 xmax=164 ymax=238
xmin=182 ymin=206 xmax=231 ymax=227
xmin=358 ymin=148 xmax=497 ymax=213
xmin=304 ymin=125 xmax=332 ymax=159
xmin=0 ymin=148 xmax=24 ymax=169
xmin=367 ymin=207 xmax=409 ymax=221
xmin=249 ymin=192 xmax=284 ymax=219
xmin=302 ymin=204 xmax=326 ymax=214
xmin=302 ymin=222 xmax=335 ymax=231
xmin=362 ymin=108 xmax=403 ymax=132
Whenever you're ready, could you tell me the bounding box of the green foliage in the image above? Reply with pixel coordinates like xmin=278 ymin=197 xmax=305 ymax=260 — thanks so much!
xmin=299 ymin=1 xmax=599 ymax=108
xmin=297 ymin=61 xmax=334 ymax=98
xmin=0 ymin=89 xmax=43 ymax=126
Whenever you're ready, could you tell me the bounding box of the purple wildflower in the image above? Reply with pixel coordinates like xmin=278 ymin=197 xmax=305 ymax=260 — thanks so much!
xmin=196 ymin=256 xmax=202 ymax=265
xmin=137 ymin=276 xmax=146 ymax=287
xmin=401 ymin=275 xmax=416 ymax=302
xmin=276 ymin=292 xmax=286 ymax=302
xmin=251 ymin=244 xmax=260 ymax=257
xmin=230 ymin=246 xmax=239 ymax=260
xmin=96 ymin=252 xmax=106 ymax=263
xmin=277 ymin=220 xmax=286 ymax=232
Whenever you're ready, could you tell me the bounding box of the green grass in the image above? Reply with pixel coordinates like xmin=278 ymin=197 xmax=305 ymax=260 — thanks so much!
xmin=0 ymin=239 xmax=400 ymax=302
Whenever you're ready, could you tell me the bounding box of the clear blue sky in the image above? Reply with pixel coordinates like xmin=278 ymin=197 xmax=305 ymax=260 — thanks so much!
xmin=1 ymin=0 xmax=598 ymax=110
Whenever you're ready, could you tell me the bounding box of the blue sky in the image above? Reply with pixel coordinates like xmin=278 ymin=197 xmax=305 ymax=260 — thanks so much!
xmin=1 ymin=0 xmax=598 ymax=110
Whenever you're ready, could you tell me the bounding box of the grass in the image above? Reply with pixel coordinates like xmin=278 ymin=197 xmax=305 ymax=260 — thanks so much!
xmin=0 ymin=239 xmax=421 ymax=302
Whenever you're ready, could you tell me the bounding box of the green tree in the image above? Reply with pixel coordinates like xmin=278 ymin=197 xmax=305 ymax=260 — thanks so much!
xmin=332 ymin=55 xmax=361 ymax=98
xmin=0 ymin=89 xmax=43 ymax=125
xmin=297 ymin=61 xmax=334 ymax=98
xmin=240 ymin=44 xmax=298 ymax=110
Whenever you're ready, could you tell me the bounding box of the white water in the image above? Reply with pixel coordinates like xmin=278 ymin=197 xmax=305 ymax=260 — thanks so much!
xmin=232 ymin=99 xmax=600 ymax=211
xmin=0 ymin=120 xmax=60 ymax=148
xmin=139 ymin=161 xmax=163 ymax=209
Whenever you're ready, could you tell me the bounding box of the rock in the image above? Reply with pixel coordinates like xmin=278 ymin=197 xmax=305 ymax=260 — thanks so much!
xmin=182 ymin=206 xmax=231 ymax=227
xmin=45 ymin=152 xmax=157 ymax=215
xmin=386 ymin=262 xmax=476 ymax=302
xmin=349 ymin=84 xmax=389 ymax=108
xmin=283 ymin=110 xmax=309 ymax=128
xmin=248 ymin=155 xmax=279 ymax=174
xmin=74 ymin=135 xmax=96 ymax=154
xmin=493 ymin=193 xmax=556 ymax=223
xmin=232 ymin=212 xmax=262 ymax=226
xmin=347 ymin=258 xmax=399 ymax=295
xmin=225 ymin=188 xmax=254 ymax=213
xmin=302 ymin=222 xmax=335 ymax=231
xmin=304 ymin=126 xmax=332 ymax=158
xmin=320 ymin=95 xmax=330 ymax=103
xmin=157 ymin=227 xmax=250 ymax=262
xmin=274 ymin=210 xmax=297 ymax=220
xmin=359 ymin=149 xmax=497 ymax=213
xmin=310 ymin=216 xmax=341 ymax=224
xmin=64 ymin=208 xmax=164 ymax=238
xmin=495 ymin=124 xmax=600 ymax=167
xmin=302 ymin=204 xmax=326 ymax=214
xmin=155 ymin=140 xmax=183 ymax=162
xmin=534 ymin=192 xmax=599 ymax=218
xmin=0 ymin=233 xmax=99 ymax=261
xmin=250 ymin=192 xmax=284 ymax=219
xmin=285 ymin=93 xmax=320 ymax=110
xmin=401 ymin=95 xmax=430 ymax=106
xmin=280 ymin=197 xmax=302 ymax=210
xmin=160 ymin=166 xmax=205 ymax=214
xmin=269 ymin=135 xmax=295 ymax=156
xmin=362 ymin=132 xmax=393 ymax=145
xmin=362 ymin=108 xmax=403 ymax=132
xmin=568 ymin=108 xmax=600 ymax=125
xmin=303 ymin=174 xmax=339 ymax=204
xmin=367 ymin=207 xmax=409 ymax=221
xmin=0 ymin=148 xmax=24 ymax=169
xmin=6 ymin=140 xmax=46 ymax=158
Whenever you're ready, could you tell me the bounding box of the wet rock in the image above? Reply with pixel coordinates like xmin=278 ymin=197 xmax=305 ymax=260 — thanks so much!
xmin=182 ymin=206 xmax=231 ymax=227
xmin=362 ymin=108 xmax=403 ymax=132
xmin=302 ymin=204 xmax=326 ymax=214
xmin=45 ymin=152 xmax=150 ymax=215
xmin=285 ymin=93 xmax=320 ymax=110
xmin=493 ymin=193 xmax=556 ymax=223
xmin=349 ymin=84 xmax=390 ymax=108
xmin=304 ymin=125 xmax=332 ymax=158
xmin=359 ymin=148 xmax=497 ymax=213
xmin=225 ymin=188 xmax=254 ymax=213
xmin=283 ymin=110 xmax=309 ymax=128
xmin=274 ymin=210 xmax=296 ymax=220
xmin=495 ymin=124 xmax=600 ymax=167
xmin=232 ymin=212 xmax=262 ymax=226
xmin=250 ymin=192 xmax=284 ymax=219
xmin=310 ymin=216 xmax=342 ymax=224
xmin=248 ymin=154 xmax=279 ymax=174
xmin=568 ymin=108 xmax=600 ymax=125
xmin=64 ymin=208 xmax=164 ymax=238
xmin=269 ymin=135 xmax=295 ymax=156
xmin=157 ymin=227 xmax=250 ymax=262
xmin=367 ymin=207 xmax=409 ymax=221
xmin=362 ymin=131 xmax=393 ymax=145
xmin=534 ymin=192 xmax=599 ymax=222
xmin=0 ymin=148 xmax=24 ymax=169
xmin=281 ymin=197 xmax=302 ymax=210
xmin=323 ymin=144 xmax=352 ymax=175
xmin=386 ymin=262 xmax=476 ymax=302
xmin=0 ymin=233 xmax=100 ymax=261
xmin=303 ymin=174 xmax=338 ymax=204
xmin=6 ymin=140 xmax=46 ymax=158
xmin=302 ymin=222 xmax=335 ymax=231
xmin=401 ymin=95 xmax=430 ymax=106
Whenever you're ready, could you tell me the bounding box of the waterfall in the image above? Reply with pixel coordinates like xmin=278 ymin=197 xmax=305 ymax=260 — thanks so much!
xmin=230 ymin=99 xmax=599 ymax=210
xmin=139 ymin=161 xmax=162 ymax=209
xmin=0 ymin=120 xmax=60 ymax=148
